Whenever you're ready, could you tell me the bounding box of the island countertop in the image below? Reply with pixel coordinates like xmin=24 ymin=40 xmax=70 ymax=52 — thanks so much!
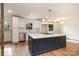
xmin=28 ymin=33 xmax=66 ymax=39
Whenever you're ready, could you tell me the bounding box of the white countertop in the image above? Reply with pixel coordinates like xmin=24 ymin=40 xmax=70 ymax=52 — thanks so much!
xmin=28 ymin=33 xmax=66 ymax=39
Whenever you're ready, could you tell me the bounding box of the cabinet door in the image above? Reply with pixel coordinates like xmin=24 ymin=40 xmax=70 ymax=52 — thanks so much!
xmin=41 ymin=24 xmax=48 ymax=33
xmin=18 ymin=18 xmax=25 ymax=30
xmin=12 ymin=16 xmax=19 ymax=43
xmin=19 ymin=33 xmax=26 ymax=41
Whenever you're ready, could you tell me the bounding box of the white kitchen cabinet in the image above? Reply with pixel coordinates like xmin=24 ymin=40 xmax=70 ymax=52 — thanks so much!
xmin=19 ymin=32 xmax=26 ymax=41
xmin=41 ymin=24 xmax=48 ymax=33
xmin=41 ymin=24 xmax=53 ymax=33
xmin=33 ymin=20 xmax=40 ymax=29
xmin=12 ymin=16 xmax=19 ymax=43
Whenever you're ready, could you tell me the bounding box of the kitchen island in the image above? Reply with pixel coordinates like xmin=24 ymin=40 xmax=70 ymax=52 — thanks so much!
xmin=28 ymin=33 xmax=66 ymax=56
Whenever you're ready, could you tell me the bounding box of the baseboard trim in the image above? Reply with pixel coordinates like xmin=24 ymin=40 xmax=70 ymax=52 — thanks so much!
xmin=67 ymin=38 xmax=79 ymax=43
xmin=0 ymin=40 xmax=28 ymax=44
xmin=5 ymin=41 xmax=12 ymax=44
xmin=0 ymin=41 xmax=12 ymax=44
xmin=19 ymin=40 xmax=26 ymax=42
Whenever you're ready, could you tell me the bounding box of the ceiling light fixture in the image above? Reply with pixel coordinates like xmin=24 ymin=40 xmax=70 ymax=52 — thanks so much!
xmin=41 ymin=9 xmax=67 ymax=24
xmin=54 ymin=17 xmax=68 ymax=23
xmin=41 ymin=9 xmax=53 ymax=24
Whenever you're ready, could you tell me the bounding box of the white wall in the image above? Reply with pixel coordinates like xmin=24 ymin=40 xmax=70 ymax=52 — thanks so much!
xmin=4 ymin=15 xmax=12 ymax=42
xmin=53 ymin=4 xmax=79 ymax=41
xmin=53 ymin=23 xmax=61 ymax=33
xmin=60 ymin=18 xmax=79 ymax=40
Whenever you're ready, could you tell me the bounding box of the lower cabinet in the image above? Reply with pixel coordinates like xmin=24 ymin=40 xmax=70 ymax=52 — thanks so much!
xmin=19 ymin=33 xmax=26 ymax=41
xmin=28 ymin=36 xmax=66 ymax=56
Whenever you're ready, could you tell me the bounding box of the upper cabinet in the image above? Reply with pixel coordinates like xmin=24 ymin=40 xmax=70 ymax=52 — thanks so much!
xmin=18 ymin=18 xmax=26 ymax=32
xmin=12 ymin=16 xmax=26 ymax=43
xmin=12 ymin=16 xmax=19 ymax=43
xmin=33 ymin=20 xmax=40 ymax=29
xmin=19 ymin=18 xmax=25 ymax=29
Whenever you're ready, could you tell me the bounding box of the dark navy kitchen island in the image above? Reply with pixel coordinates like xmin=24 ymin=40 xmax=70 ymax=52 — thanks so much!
xmin=28 ymin=33 xmax=66 ymax=56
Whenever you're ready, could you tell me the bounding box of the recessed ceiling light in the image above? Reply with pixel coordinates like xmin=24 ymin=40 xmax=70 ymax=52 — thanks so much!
xmin=4 ymin=21 xmax=7 ymax=25
xmin=8 ymin=10 xmax=12 ymax=13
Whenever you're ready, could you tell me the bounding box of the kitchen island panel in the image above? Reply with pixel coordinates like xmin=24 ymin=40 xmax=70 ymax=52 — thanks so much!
xmin=28 ymin=34 xmax=66 ymax=56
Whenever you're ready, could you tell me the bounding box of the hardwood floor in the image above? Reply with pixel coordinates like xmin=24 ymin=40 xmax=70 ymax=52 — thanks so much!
xmin=4 ymin=42 xmax=31 ymax=56
xmin=38 ymin=48 xmax=67 ymax=56
xmin=0 ymin=41 xmax=79 ymax=56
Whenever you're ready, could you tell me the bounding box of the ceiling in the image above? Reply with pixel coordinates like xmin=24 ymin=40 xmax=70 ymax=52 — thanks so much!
xmin=4 ymin=3 xmax=79 ymax=19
